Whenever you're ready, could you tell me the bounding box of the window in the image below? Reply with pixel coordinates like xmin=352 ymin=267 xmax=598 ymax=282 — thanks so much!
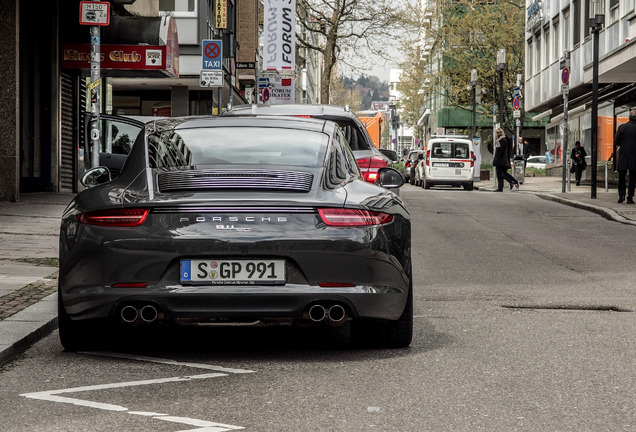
xmin=159 ymin=0 xmax=197 ymax=17
xmin=573 ymin=0 xmax=581 ymax=45
xmin=553 ymin=19 xmax=560 ymax=59
xmin=535 ymin=31 xmax=542 ymax=73
xmin=563 ymin=8 xmax=570 ymax=51
xmin=527 ymin=38 xmax=534 ymax=75
xmin=544 ymin=26 xmax=551 ymax=65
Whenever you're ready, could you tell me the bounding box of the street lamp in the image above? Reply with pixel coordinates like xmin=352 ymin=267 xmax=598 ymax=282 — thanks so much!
xmin=471 ymin=69 xmax=478 ymax=140
xmin=497 ymin=49 xmax=506 ymax=128
xmin=589 ymin=0 xmax=605 ymax=199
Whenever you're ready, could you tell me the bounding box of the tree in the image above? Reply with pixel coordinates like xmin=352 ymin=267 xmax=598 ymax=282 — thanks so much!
xmin=330 ymin=73 xmax=363 ymax=110
xmin=296 ymin=0 xmax=397 ymax=103
xmin=397 ymin=0 xmax=526 ymax=133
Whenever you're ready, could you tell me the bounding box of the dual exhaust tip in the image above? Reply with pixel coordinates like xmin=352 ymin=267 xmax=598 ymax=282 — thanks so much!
xmin=307 ymin=303 xmax=348 ymax=327
xmin=120 ymin=304 xmax=159 ymax=324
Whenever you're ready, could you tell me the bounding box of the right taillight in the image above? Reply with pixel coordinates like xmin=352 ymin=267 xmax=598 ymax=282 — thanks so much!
xmin=426 ymin=150 xmax=430 ymax=166
xmin=357 ymin=156 xmax=389 ymax=183
xmin=318 ymin=208 xmax=393 ymax=226
xmin=78 ymin=208 xmax=149 ymax=227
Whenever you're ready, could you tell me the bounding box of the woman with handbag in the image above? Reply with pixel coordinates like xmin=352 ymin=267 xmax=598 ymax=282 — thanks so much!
xmin=493 ymin=128 xmax=519 ymax=192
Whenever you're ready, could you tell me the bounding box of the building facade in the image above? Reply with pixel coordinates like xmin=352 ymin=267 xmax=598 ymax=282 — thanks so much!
xmin=525 ymin=0 xmax=636 ymax=172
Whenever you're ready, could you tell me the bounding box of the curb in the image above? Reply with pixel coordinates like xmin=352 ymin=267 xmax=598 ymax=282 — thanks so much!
xmin=535 ymin=193 xmax=636 ymax=226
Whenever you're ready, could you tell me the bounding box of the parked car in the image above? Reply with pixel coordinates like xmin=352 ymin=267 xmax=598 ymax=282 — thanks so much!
xmin=403 ymin=150 xmax=423 ymax=184
xmin=417 ymin=135 xmax=475 ymax=190
xmin=526 ymin=155 xmax=547 ymax=169
xmin=59 ymin=115 xmax=413 ymax=351
xmin=222 ymin=104 xmax=393 ymax=184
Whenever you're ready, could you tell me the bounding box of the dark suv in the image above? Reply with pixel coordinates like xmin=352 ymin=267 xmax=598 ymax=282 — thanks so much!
xmin=223 ymin=104 xmax=392 ymax=184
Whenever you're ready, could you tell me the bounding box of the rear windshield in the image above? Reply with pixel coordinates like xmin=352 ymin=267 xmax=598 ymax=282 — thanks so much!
xmin=147 ymin=127 xmax=328 ymax=169
xmin=430 ymin=142 xmax=470 ymax=159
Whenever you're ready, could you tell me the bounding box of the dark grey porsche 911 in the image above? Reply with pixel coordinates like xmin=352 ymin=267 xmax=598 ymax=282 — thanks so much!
xmin=58 ymin=115 xmax=412 ymax=350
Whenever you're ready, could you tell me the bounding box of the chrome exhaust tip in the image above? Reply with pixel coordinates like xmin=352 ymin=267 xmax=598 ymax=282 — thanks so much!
xmin=120 ymin=305 xmax=138 ymax=323
xmin=308 ymin=304 xmax=327 ymax=322
xmin=326 ymin=304 xmax=347 ymax=326
xmin=140 ymin=305 xmax=158 ymax=323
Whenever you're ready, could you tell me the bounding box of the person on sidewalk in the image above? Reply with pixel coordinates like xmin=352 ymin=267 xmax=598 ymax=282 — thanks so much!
xmin=493 ymin=128 xmax=519 ymax=192
xmin=614 ymin=106 xmax=636 ymax=204
xmin=570 ymin=141 xmax=587 ymax=186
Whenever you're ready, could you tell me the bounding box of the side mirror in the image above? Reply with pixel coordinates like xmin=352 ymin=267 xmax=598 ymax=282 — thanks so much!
xmin=81 ymin=167 xmax=111 ymax=188
xmin=375 ymin=167 xmax=405 ymax=189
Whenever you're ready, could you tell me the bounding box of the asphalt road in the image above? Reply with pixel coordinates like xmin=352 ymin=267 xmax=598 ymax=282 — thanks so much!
xmin=1 ymin=185 xmax=635 ymax=432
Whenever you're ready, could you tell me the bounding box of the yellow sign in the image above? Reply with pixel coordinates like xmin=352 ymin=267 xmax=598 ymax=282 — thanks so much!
xmin=215 ymin=0 xmax=227 ymax=29
xmin=87 ymin=78 xmax=101 ymax=92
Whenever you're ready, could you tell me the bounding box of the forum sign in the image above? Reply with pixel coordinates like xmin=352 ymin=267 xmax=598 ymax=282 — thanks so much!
xmin=263 ymin=0 xmax=296 ymax=71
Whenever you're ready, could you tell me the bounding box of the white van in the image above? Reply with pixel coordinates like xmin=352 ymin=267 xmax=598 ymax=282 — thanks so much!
xmin=419 ymin=135 xmax=475 ymax=191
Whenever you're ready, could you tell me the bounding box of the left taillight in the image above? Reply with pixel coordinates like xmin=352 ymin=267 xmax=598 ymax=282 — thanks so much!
xmin=318 ymin=208 xmax=393 ymax=227
xmin=78 ymin=208 xmax=149 ymax=227
xmin=357 ymin=155 xmax=389 ymax=183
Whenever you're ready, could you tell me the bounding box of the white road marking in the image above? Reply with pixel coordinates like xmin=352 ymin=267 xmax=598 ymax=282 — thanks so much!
xmin=82 ymin=351 xmax=255 ymax=374
xmin=20 ymin=354 xmax=251 ymax=431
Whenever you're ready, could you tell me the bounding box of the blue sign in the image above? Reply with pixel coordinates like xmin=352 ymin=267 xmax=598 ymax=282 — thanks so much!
xmin=202 ymin=39 xmax=222 ymax=70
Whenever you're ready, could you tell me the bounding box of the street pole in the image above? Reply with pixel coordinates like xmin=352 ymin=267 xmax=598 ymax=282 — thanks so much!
xmin=90 ymin=25 xmax=101 ymax=168
xmin=590 ymin=9 xmax=604 ymax=199
xmin=471 ymin=69 xmax=477 ymax=140
xmin=497 ymin=49 xmax=506 ymax=128
xmin=561 ymin=50 xmax=570 ymax=193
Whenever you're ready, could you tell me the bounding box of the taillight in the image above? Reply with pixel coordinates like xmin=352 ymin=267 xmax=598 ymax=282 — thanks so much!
xmin=426 ymin=150 xmax=430 ymax=166
xmin=470 ymin=151 xmax=475 ymax=167
xmin=78 ymin=208 xmax=149 ymax=227
xmin=357 ymin=155 xmax=389 ymax=183
xmin=318 ymin=208 xmax=393 ymax=226
xmin=112 ymin=282 xmax=149 ymax=288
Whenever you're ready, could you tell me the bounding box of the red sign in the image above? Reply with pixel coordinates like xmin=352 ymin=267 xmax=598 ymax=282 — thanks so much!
xmin=61 ymin=44 xmax=177 ymax=76
xmin=513 ymin=97 xmax=521 ymax=110
xmin=561 ymin=67 xmax=570 ymax=85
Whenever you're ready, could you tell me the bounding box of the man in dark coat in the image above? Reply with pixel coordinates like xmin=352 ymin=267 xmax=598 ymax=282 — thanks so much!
xmin=614 ymin=106 xmax=636 ymax=204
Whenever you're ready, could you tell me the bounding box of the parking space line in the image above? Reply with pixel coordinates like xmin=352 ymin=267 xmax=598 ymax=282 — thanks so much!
xmin=20 ymin=354 xmax=251 ymax=431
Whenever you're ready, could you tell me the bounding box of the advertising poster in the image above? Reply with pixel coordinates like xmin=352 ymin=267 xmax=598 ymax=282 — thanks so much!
xmin=263 ymin=0 xmax=296 ymax=71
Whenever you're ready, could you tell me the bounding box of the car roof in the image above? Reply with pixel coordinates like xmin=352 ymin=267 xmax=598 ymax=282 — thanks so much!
xmin=225 ymin=104 xmax=360 ymax=120
xmin=145 ymin=115 xmax=336 ymax=134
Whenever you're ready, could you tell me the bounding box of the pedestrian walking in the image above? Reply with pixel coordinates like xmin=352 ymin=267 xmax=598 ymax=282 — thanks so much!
xmin=614 ymin=106 xmax=636 ymax=204
xmin=570 ymin=141 xmax=587 ymax=186
xmin=493 ymin=128 xmax=519 ymax=192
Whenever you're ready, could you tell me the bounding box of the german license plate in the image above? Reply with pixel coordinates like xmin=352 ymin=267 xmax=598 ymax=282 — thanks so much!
xmin=181 ymin=259 xmax=286 ymax=284
xmin=455 ymin=169 xmax=462 ymax=175
xmin=433 ymin=162 xmax=448 ymax=167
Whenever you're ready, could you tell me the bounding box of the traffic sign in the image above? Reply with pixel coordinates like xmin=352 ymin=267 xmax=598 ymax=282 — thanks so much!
xmin=202 ymin=40 xmax=222 ymax=70
xmin=561 ymin=67 xmax=570 ymax=85
xmin=200 ymin=70 xmax=223 ymax=87
xmin=513 ymin=97 xmax=521 ymax=111
xmin=80 ymin=1 xmax=110 ymax=26
xmin=512 ymin=87 xmax=521 ymax=98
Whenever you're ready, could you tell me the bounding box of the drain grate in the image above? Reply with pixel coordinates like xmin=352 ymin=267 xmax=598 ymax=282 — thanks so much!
xmin=502 ymin=304 xmax=633 ymax=312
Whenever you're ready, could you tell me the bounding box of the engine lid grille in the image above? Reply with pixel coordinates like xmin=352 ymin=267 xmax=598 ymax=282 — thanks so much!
xmin=158 ymin=169 xmax=314 ymax=193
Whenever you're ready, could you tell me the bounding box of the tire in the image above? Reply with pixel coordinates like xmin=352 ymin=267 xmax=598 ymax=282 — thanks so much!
xmin=464 ymin=182 xmax=474 ymax=191
xmin=58 ymin=294 xmax=104 ymax=352
xmin=409 ymin=174 xmax=415 ymax=185
xmin=351 ymin=287 xmax=413 ymax=349
xmin=424 ymin=181 xmax=431 ymax=189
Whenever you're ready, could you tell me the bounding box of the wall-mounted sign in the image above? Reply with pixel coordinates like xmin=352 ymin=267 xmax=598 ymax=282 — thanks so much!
xmin=215 ymin=0 xmax=227 ymax=29
xmin=61 ymin=44 xmax=177 ymax=77
xmin=526 ymin=0 xmax=543 ymax=31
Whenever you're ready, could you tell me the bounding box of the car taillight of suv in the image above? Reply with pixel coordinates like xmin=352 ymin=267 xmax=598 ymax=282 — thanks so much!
xmin=357 ymin=155 xmax=390 ymax=183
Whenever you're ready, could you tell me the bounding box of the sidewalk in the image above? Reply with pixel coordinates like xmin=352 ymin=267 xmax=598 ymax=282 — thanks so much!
xmin=1 ymin=179 xmax=635 ymax=365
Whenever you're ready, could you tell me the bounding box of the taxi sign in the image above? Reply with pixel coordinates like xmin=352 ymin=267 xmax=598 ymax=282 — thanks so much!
xmin=79 ymin=1 xmax=110 ymax=26
xmin=202 ymin=40 xmax=223 ymax=70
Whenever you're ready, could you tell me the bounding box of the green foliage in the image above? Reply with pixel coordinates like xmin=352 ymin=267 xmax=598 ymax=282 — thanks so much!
xmin=396 ymin=0 xmax=526 ymax=132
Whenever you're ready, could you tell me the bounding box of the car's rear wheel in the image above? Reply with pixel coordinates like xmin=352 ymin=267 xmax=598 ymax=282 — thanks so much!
xmin=424 ymin=181 xmax=431 ymax=189
xmin=351 ymin=287 xmax=413 ymax=349
xmin=58 ymin=294 xmax=104 ymax=352
xmin=464 ymin=182 xmax=474 ymax=191
xmin=409 ymin=174 xmax=415 ymax=185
